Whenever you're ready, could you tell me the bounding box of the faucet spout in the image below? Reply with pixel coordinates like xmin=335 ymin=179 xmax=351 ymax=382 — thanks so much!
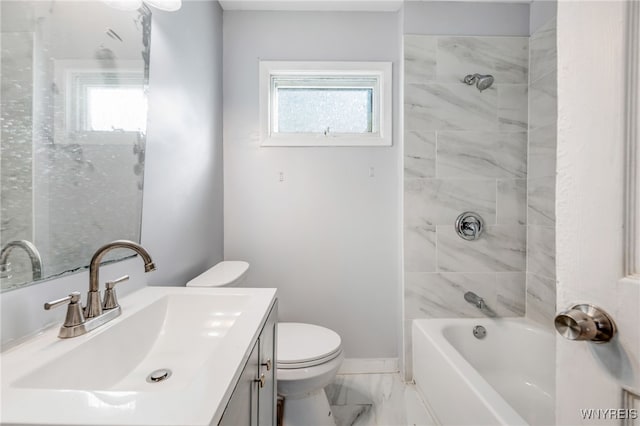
xmin=464 ymin=291 xmax=485 ymax=310
xmin=0 ymin=240 xmax=43 ymax=281
xmin=86 ymin=240 xmax=156 ymax=318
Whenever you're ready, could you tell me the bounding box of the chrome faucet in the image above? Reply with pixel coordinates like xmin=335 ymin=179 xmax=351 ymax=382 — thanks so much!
xmin=464 ymin=291 xmax=486 ymax=310
xmin=0 ymin=240 xmax=43 ymax=281
xmin=44 ymin=240 xmax=155 ymax=338
xmin=85 ymin=240 xmax=156 ymax=318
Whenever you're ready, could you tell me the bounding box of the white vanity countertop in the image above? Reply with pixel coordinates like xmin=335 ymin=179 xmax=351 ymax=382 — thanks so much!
xmin=0 ymin=286 xmax=277 ymax=426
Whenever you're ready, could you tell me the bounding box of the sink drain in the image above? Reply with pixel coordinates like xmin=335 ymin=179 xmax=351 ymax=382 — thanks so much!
xmin=146 ymin=368 xmax=172 ymax=383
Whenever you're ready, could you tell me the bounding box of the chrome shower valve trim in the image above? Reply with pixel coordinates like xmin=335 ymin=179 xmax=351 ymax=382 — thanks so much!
xmin=456 ymin=212 xmax=484 ymax=241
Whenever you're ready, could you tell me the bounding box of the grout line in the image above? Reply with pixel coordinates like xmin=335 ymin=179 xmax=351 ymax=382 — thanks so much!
xmin=495 ymin=179 xmax=499 ymax=225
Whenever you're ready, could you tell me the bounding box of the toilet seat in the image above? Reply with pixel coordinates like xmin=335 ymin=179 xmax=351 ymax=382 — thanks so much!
xmin=277 ymin=323 xmax=342 ymax=369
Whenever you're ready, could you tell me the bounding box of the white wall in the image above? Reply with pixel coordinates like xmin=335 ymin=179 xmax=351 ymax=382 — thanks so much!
xmin=403 ymin=1 xmax=529 ymax=36
xmin=223 ymin=11 xmax=401 ymax=358
xmin=142 ymin=1 xmax=224 ymax=286
xmin=1 ymin=1 xmax=224 ymax=347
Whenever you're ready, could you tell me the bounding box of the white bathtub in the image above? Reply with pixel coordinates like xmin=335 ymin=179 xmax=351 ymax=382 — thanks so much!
xmin=412 ymin=318 xmax=555 ymax=425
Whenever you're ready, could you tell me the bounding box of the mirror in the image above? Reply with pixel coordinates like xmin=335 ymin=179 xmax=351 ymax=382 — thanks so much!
xmin=0 ymin=1 xmax=151 ymax=291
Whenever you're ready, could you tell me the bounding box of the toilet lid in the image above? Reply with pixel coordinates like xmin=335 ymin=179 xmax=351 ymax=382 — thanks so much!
xmin=186 ymin=261 xmax=249 ymax=287
xmin=277 ymin=323 xmax=342 ymax=368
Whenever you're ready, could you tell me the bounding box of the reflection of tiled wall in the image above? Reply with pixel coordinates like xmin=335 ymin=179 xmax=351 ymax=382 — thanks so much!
xmin=1 ymin=32 xmax=34 ymax=287
xmin=403 ymin=35 xmax=528 ymax=376
xmin=526 ymin=19 xmax=557 ymax=328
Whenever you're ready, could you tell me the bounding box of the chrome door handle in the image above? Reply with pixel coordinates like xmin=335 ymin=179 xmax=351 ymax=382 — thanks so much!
xmin=554 ymin=304 xmax=617 ymax=343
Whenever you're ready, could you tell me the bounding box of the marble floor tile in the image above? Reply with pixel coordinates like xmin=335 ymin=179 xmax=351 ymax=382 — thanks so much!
xmin=403 ymin=319 xmax=414 ymax=381
xmin=326 ymin=373 xmax=436 ymax=426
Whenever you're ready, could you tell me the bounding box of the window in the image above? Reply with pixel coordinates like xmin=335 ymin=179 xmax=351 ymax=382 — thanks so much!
xmin=84 ymin=84 xmax=146 ymax=132
xmin=70 ymin=71 xmax=146 ymax=133
xmin=53 ymin=60 xmax=146 ymax=144
xmin=260 ymin=61 xmax=392 ymax=146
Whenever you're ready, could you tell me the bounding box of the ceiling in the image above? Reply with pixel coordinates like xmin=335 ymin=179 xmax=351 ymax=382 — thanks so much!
xmin=218 ymin=0 xmax=532 ymax=11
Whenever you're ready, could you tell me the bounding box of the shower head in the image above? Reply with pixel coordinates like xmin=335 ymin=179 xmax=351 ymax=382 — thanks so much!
xmin=463 ymin=73 xmax=494 ymax=92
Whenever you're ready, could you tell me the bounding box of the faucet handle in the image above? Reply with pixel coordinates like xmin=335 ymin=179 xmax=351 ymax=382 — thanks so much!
xmin=44 ymin=292 xmax=81 ymax=310
xmin=44 ymin=292 xmax=85 ymax=327
xmin=103 ymin=275 xmax=129 ymax=310
xmin=105 ymin=275 xmax=129 ymax=290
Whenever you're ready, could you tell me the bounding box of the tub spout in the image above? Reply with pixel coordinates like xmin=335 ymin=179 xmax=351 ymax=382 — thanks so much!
xmin=464 ymin=291 xmax=485 ymax=310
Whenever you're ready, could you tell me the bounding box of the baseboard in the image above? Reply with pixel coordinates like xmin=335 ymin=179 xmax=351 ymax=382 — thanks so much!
xmin=337 ymin=358 xmax=399 ymax=375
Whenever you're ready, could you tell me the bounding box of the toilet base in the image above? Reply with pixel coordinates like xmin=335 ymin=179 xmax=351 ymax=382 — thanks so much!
xmin=282 ymin=389 xmax=336 ymax=426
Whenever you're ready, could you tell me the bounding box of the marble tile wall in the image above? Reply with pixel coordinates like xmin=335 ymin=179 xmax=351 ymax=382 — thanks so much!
xmin=1 ymin=32 xmax=35 ymax=286
xmin=526 ymin=18 xmax=557 ymax=328
xmin=403 ymin=35 xmax=529 ymax=377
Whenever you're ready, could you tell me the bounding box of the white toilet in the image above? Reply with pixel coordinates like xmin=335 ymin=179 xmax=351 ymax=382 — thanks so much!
xmin=277 ymin=322 xmax=344 ymax=426
xmin=186 ymin=261 xmax=344 ymax=426
xmin=185 ymin=260 xmax=250 ymax=287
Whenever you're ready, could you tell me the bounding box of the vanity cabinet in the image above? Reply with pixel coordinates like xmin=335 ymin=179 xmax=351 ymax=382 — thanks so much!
xmin=219 ymin=300 xmax=277 ymax=426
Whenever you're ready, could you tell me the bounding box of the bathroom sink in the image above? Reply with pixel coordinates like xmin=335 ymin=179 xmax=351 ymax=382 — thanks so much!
xmin=1 ymin=286 xmax=277 ymax=426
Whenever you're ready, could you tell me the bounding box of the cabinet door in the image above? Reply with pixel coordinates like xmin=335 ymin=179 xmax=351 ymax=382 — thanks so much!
xmin=258 ymin=301 xmax=278 ymax=426
xmin=219 ymin=341 xmax=259 ymax=426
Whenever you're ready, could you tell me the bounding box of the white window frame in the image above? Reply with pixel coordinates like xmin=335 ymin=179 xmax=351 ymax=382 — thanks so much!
xmin=259 ymin=61 xmax=392 ymax=147
xmin=53 ymin=59 xmax=146 ymax=145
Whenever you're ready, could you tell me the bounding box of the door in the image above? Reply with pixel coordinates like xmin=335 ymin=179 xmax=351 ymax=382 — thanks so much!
xmin=219 ymin=341 xmax=259 ymax=426
xmin=556 ymin=1 xmax=640 ymax=425
xmin=258 ymin=301 xmax=277 ymax=426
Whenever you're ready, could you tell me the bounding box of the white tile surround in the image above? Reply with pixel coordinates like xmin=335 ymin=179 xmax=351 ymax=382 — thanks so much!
xmin=525 ymin=18 xmax=557 ymax=329
xmin=402 ymin=35 xmax=529 ymax=377
xmin=327 ymin=373 xmax=436 ymax=426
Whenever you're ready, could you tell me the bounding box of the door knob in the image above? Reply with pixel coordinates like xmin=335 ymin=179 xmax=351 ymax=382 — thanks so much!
xmin=554 ymin=304 xmax=617 ymax=343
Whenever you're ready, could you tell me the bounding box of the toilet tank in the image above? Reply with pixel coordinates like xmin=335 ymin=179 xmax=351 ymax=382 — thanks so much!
xmin=185 ymin=261 xmax=250 ymax=287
